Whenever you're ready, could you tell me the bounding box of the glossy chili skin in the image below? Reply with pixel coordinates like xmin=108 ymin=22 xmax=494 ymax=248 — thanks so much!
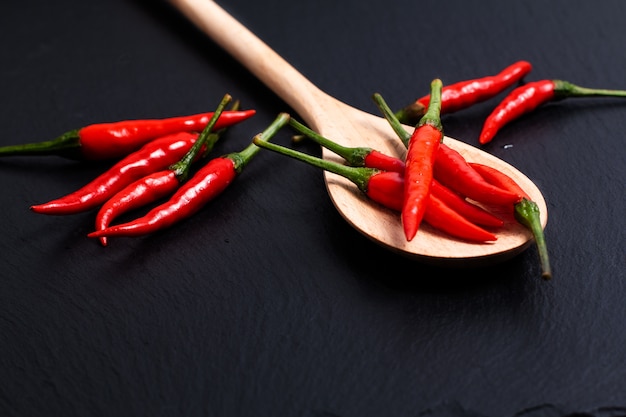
xmin=296 ymin=95 xmax=506 ymax=233
xmin=396 ymin=61 xmax=532 ymax=125
xmin=92 ymin=94 xmax=235 ymax=245
xmin=87 ymin=112 xmax=291 ymax=240
xmin=402 ymin=79 xmax=444 ymax=241
xmin=89 ymin=157 xmax=237 ymax=238
xmin=469 ymin=163 xmax=530 ymax=200
xmin=478 ymin=78 xmax=626 ymax=144
xmin=251 ymin=132 xmax=497 ymax=243
xmin=479 ymin=80 xmax=554 ymax=145
xmin=430 ymin=178 xmax=503 ymax=228
xmin=433 ymin=143 xmax=521 ymax=206
xmin=365 ymin=170 xmax=497 ymax=242
xmin=93 ymin=170 xmax=180 ymax=246
xmin=0 ymin=110 xmax=255 ymax=160
xmin=30 ymin=131 xmax=199 ymax=215
xmin=471 ymin=162 xmax=552 ymax=279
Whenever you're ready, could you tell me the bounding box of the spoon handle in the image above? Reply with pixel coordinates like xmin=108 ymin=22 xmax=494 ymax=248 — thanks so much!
xmin=169 ymin=0 xmax=332 ymax=123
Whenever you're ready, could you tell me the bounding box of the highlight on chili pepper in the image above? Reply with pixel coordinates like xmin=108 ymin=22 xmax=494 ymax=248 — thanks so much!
xmin=0 ymin=109 xmax=255 ymax=160
xmin=402 ymin=78 xmax=444 ymax=242
xmin=251 ymin=133 xmax=497 ymax=243
xmin=290 ymin=115 xmax=504 ymax=229
xmin=470 ymin=162 xmax=551 ymax=280
xmin=87 ymin=113 xmax=291 ymax=241
xmin=30 ymin=132 xmax=200 ymax=215
xmin=479 ymin=79 xmax=626 ymax=145
xmin=30 ymin=95 xmax=236 ymax=216
xmin=395 ymin=60 xmax=532 ymax=125
xmin=93 ymin=94 xmax=234 ymax=246
xmin=373 ymin=91 xmax=521 ymax=206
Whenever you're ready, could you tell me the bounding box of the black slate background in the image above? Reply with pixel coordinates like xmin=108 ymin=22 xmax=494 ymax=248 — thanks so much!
xmin=1 ymin=0 xmax=625 ymax=416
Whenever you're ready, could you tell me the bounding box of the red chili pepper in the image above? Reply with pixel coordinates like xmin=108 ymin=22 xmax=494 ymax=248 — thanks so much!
xmin=30 ymin=132 xmax=200 ymax=215
xmin=0 ymin=109 xmax=255 ymax=160
xmin=93 ymin=94 xmax=234 ymax=246
xmin=468 ymin=163 xmax=530 ymax=200
xmin=251 ymin=133 xmax=497 ymax=243
xmin=423 ymin=194 xmax=497 ymax=242
xmin=87 ymin=113 xmax=290 ymax=240
xmin=433 ymin=143 xmax=522 ymax=206
xmin=374 ymin=91 xmax=522 ymax=208
xmin=395 ymin=61 xmax=532 ymax=125
xmin=479 ymin=79 xmax=626 ymax=144
xmin=289 ymin=118 xmax=406 ymax=175
xmin=94 ymin=170 xmax=180 ymax=246
xmin=402 ymin=79 xmax=444 ymax=241
xmin=470 ymin=162 xmax=551 ymax=279
xmin=430 ymin=178 xmax=503 ymax=228
xmin=290 ymin=114 xmax=503 ymax=229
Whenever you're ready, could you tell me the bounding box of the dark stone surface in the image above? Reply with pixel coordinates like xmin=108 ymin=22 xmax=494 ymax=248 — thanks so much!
xmin=1 ymin=0 xmax=625 ymax=416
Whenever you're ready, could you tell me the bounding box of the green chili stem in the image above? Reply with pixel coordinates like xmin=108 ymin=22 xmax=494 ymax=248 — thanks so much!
xmin=372 ymin=93 xmax=412 ymax=147
xmin=288 ymin=118 xmax=372 ymax=167
xmin=0 ymin=129 xmax=82 ymax=158
xmin=394 ymin=103 xmax=426 ymax=127
xmin=514 ymin=198 xmax=552 ymax=280
xmin=554 ymin=80 xmax=626 ymax=99
xmin=252 ymin=134 xmax=377 ymax=193
xmin=229 ymin=112 xmax=291 ymax=173
xmin=170 ymin=94 xmax=232 ymax=182
xmin=419 ymin=78 xmax=444 ymax=132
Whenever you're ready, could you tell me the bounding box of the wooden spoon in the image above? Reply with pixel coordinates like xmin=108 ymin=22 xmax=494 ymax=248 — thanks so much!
xmin=169 ymin=0 xmax=548 ymax=267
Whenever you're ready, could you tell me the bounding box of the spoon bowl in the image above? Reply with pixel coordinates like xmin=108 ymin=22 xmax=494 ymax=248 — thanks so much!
xmin=169 ymin=0 xmax=547 ymax=267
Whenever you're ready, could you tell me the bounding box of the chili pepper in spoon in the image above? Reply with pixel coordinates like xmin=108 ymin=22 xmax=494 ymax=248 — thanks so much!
xmin=470 ymin=162 xmax=552 ymax=280
xmin=429 ymin=179 xmax=504 ymax=228
xmin=373 ymin=92 xmax=522 ymax=206
xmin=251 ymin=136 xmax=497 ymax=243
xmin=171 ymin=0 xmax=548 ymax=265
xmin=402 ymin=78 xmax=444 ymax=242
xmin=396 ymin=60 xmax=532 ymax=125
xmin=0 ymin=109 xmax=255 ymax=160
xmin=93 ymin=95 xmax=234 ymax=246
xmin=479 ymin=79 xmax=626 ymax=144
xmin=88 ymin=113 xmax=290 ymax=240
xmin=30 ymin=96 xmax=234 ymax=215
xmin=289 ymin=118 xmax=406 ymax=174
xmin=289 ymin=116 xmax=503 ymax=228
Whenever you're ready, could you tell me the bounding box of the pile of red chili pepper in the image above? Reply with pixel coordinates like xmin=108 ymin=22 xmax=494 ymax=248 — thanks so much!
xmin=16 ymin=57 xmax=621 ymax=280
xmin=251 ymin=81 xmax=552 ymax=280
xmin=0 ymin=93 xmax=283 ymax=246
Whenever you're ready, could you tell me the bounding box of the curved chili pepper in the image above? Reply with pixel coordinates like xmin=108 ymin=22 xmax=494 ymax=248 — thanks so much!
xmin=434 ymin=143 xmax=521 ymax=206
xmin=423 ymin=194 xmax=497 ymax=243
xmin=87 ymin=113 xmax=291 ymax=240
xmin=30 ymin=132 xmax=199 ymax=215
xmin=395 ymin=61 xmax=532 ymax=125
xmin=251 ymin=136 xmax=496 ymax=243
xmin=479 ymin=79 xmax=626 ymax=144
xmin=289 ymin=118 xmax=406 ymax=174
xmin=289 ymin=115 xmax=503 ymax=228
xmin=374 ymin=91 xmax=521 ymax=207
xmin=402 ymin=79 xmax=444 ymax=241
xmin=93 ymin=95 xmax=235 ymax=246
xmin=0 ymin=109 xmax=255 ymax=160
xmin=470 ymin=162 xmax=552 ymax=280
xmin=32 ymin=96 xmax=240 ymax=216
xmin=430 ymin=179 xmax=503 ymax=228
xmin=94 ymin=170 xmax=180 ymax=246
